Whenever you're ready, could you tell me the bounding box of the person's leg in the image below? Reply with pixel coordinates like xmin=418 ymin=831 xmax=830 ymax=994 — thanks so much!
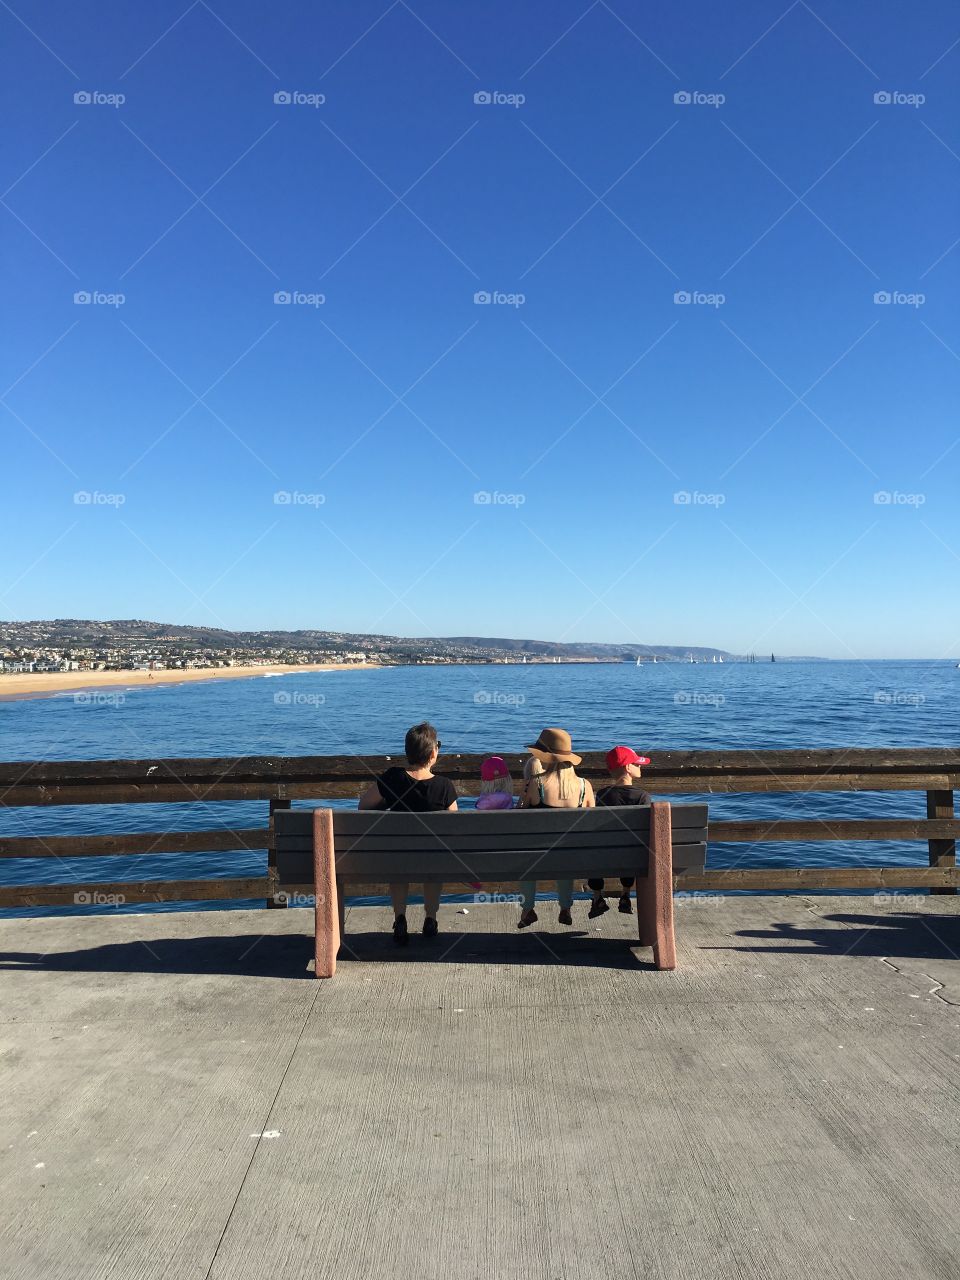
xmin=587 ymin=876 xmax=609 ymax=918
xmin=618 ymin=876 xmax=635 ymax=913
xmin=390 ymin=883 xmax=409 ymax=944
xmin=517 ymin=881 xmax=538 ymax=927
xmin=557 ymin=878 xmax=574 ymax=925
xmin=422 ymin=882 xmax=441 ymax=935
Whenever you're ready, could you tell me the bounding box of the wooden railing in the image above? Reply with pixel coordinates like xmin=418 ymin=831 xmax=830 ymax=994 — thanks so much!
xmin=0 ymin=749 xmax=957 ymax=908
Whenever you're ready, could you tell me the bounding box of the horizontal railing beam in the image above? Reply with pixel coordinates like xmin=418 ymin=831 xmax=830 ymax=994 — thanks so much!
xmin=0 ymin=829 xmax=270 ymax=859
xmin=707 ymin=819 xmax=960 ymax=842
xmin=0 ymin=877 xmax=271 ymax=909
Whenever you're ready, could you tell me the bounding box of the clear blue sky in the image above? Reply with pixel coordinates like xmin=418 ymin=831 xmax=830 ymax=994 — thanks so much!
xmin=2 ymin=1 xmax=958 ymax=657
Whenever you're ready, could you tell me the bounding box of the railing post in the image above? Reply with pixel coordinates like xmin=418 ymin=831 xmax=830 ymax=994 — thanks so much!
xmin=267 ymin=796 xmax=292 ymax=908
xmin=927 ymin=789 xmax=956 ymax=896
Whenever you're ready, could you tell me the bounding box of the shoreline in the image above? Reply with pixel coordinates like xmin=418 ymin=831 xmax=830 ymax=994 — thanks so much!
xmin=0 ymin=663 xmax=379 ymax=703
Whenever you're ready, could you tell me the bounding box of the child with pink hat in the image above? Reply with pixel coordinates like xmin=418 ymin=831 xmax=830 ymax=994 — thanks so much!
xmin=475 ymin=756 xmax=514 ymax=810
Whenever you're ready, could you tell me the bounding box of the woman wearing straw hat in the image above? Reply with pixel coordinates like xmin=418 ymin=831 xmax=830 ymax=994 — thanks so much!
xmin=516 ymin=727 xmax=595 ymax=929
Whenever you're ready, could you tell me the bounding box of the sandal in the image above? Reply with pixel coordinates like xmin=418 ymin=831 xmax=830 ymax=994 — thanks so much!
xmin=517 ymin=908 xmax=538 ymax=929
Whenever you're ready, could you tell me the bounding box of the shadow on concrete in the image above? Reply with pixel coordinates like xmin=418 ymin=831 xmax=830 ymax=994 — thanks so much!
xmin=725 ymin=911 xmax=960 ymax=960
xmin=0 ymin=929 xmax=649 ymax=977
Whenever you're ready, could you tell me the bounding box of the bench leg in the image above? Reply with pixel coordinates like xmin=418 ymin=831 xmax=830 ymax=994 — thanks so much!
xmin=648 ymin=801 xmax=676 ymax=971
xmin=636 ymin=879 xmax=655 ymax=947
xmin=313 ymin=808 xmax=341 ymax=978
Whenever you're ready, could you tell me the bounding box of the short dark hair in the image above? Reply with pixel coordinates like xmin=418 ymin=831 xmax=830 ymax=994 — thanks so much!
xmin=405 ymin=721 xmax=438 ymax=767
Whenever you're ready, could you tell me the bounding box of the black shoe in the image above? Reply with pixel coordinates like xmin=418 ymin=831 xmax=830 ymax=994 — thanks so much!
xmin=517 ymin=908 xmax=538 ymax=929
xmin=588 ymin=897 xmax=609 ymax=919
xmin=618 ymin=894 xmax=633 ymax=914
xmin=423 ymin=916 xmax=438 ymax=938
xmin=558 ymin=907 xmax=573 ymax=926
xmin=393 ymin=914 xmax=408 ymax=946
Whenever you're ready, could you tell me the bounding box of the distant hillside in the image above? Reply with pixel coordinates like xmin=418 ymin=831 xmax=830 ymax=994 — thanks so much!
xmin=0 ymin=619 xmax=739 ymax=661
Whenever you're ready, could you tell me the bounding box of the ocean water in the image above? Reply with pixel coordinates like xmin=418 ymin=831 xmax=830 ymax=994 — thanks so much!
xmin=0 ymin=660 xmax=957 ymax=915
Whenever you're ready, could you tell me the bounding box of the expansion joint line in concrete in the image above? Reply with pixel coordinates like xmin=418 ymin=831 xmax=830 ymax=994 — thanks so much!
xmin=201 ymin=982 xmax=324 ymax=1279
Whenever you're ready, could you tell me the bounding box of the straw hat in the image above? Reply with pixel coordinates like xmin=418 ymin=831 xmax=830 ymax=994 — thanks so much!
xmin=525 ymin=727 xmax=582 ymax=766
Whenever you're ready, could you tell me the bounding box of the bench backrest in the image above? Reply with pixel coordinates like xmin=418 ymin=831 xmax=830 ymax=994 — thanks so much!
xmin=274 ymin=804 xmax=708 ymax=887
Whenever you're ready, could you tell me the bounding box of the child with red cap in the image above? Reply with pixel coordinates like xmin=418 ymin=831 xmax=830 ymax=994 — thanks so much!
xmin=588 ymin=746 xmax=652 ymax=917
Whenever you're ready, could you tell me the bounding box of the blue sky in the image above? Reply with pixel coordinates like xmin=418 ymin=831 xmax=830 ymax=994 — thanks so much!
xmin=2 ymin=0 xmax=958 ymax=657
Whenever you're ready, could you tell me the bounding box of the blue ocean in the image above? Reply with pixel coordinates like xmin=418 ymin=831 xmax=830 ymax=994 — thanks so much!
xmin=1 ymin=660 xmax=956 ymax=915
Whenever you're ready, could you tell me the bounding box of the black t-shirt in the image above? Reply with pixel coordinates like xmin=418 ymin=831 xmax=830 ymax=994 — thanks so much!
xmin=596 ymin=784 xmax=652 ymax=807
xmin=376 ymin=766 xmax=457 ymax=812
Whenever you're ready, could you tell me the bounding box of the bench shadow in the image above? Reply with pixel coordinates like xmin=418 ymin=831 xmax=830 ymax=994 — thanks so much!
xmin=0 ymin=929 xmax=651 ymax=977
xmin=719 ymin=911 xmax=960 ymax=960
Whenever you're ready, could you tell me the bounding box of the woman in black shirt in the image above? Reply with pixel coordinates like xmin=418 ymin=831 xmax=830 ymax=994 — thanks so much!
xmin=358 ymin=721 xmax=457 ymax=944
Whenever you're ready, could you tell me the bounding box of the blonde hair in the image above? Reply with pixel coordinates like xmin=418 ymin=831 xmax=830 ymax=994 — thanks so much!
xmin=523 ymin=756 xmax=545 ymax=781
xmin=546 ymin=759 xmax=578 ymax=801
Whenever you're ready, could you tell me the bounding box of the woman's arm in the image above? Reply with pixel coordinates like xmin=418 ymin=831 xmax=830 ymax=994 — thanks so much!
xmin=358 ymin=781 xmax=384 ymax=810
xmin=583 ymin=778 xmax=596 ymax=807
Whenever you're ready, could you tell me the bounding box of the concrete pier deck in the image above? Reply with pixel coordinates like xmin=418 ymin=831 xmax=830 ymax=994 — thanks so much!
xmin=1 ymin=894 xmax=958 ymax=1280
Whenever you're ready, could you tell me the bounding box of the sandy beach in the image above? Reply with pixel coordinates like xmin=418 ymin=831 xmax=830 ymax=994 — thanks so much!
xmin=0 ymin=663 xmax=379 ymax=702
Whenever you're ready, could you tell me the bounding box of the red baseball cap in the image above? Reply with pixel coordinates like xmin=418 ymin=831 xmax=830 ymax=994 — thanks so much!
xmin=606 ymin=746 xmax=651 ymax=771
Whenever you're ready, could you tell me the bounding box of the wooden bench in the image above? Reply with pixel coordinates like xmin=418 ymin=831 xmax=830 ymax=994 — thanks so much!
xmin=274 ymin=801 xmax=708 ymax=978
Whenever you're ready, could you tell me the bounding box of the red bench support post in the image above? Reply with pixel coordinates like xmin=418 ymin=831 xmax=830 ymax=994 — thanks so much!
xmin=313 ymin=808 xmax=341 ymax=978
xmin=643 ymin=801 xmax=676 ymax=971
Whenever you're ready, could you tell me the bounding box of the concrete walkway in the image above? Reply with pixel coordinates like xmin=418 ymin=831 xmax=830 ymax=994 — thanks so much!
xmin=1 ymin=894 xmax=958 ymax=1280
